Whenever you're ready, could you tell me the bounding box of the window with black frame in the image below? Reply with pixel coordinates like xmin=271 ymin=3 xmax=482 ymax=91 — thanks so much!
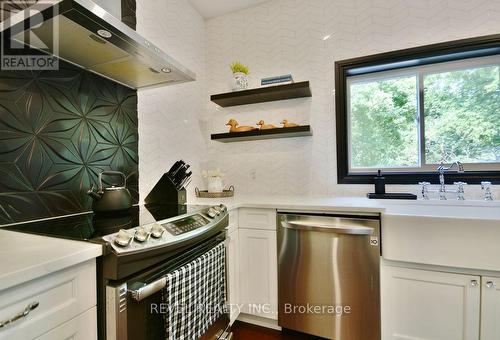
xmin=335 ymin=35 xmax=500 ymax=184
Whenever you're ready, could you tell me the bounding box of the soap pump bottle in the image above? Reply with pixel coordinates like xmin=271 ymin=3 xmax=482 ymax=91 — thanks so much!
xmin=374 ymin=170 xmax=386 ymax=195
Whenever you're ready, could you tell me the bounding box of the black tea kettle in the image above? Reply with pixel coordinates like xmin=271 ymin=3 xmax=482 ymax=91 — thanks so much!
xmin=87 ymin=171 xmax=132 ymax=213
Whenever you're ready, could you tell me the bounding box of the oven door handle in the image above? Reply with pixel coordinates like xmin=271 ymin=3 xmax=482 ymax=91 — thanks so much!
xmin=129 ymin=277 xmax=167 ymax=302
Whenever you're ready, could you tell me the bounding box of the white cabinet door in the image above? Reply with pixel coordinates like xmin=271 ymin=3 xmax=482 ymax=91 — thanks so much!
xmin=381 ymin=265 xmax=480 ymax=340
xmin=227 ymin=229 xmax=239 ymax=323
xmin=238 ymin=228 xmax=277 ymax=320
xmin=0 ymin=260 xmax=96 ymax=340
xmin=35 ymin=307 xmax=97 ymax=340
xmin=481 ymin=276 xmax=500 ymax=340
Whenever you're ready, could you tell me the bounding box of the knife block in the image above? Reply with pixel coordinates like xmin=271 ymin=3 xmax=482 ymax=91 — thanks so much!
xmin=144 ymin=173 xmax=187 ymax=205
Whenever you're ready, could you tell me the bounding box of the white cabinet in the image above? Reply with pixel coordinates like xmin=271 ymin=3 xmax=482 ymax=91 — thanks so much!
xmin=481 ymin=276 xmax=500 ymax=340
xmin=227 ymin=228 xmax=239 ymax=323
xmin=382 ymin=265 xmax=500 ymax=340
xmin=0 ymin=260 xmax=97 ymax=340
xmin=381 ymin=265 xmax=480 ymax=340
xmin=236 ymin=207 xmax=278 ymax=320
xmin=239 ymin=208 xmax=276 ymax=230
xmin=238 ymin=228 xmax=278 ymax=320
xmin=35 ymin=307 xmax=97 ymax=340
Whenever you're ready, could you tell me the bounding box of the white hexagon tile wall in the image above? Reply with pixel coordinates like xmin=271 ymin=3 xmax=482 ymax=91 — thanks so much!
xmin=136 ymin=0 xmax=500 ymax=201
xmin=204 ymin=0 xmax=500 ymax=198
xmin=136 ymin=0 xmax=209 ymax=202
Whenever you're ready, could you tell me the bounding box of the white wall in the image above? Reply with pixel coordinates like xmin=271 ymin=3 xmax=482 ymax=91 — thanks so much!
xmin=136 ymin=0 xmax=500 ymax=201
xmin=205 ymin=0 xmax=500 ymax=198
xmin=136 ymin=0 xmax=208 ymax=202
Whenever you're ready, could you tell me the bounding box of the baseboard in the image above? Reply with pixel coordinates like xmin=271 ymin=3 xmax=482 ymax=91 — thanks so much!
xmin=236 ymin=313 xmax=281 ymax=331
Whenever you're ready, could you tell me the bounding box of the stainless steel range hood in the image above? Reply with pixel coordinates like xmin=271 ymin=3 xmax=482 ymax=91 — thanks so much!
xmin=0 ymin=0 xmax=196 ymax=89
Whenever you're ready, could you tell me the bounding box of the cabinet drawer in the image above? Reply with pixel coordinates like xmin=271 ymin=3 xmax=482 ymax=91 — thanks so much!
xmin=239 ymin=208 xmax=276 ymax=230
xmin=0 ymin=260 xmax=96 ymax=340
xmin=35 ymin=307 xmax=97 ymax=340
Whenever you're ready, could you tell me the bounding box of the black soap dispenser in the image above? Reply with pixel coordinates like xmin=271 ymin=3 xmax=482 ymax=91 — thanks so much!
xmin=367 ymin=170 xmax=418 ymax=199
xmin=374 ymin=170 xmax=386 ymax=195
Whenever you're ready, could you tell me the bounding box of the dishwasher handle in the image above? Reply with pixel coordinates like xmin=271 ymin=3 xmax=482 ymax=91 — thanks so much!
xmin=283 ymin=220 xmax=374 ymax=235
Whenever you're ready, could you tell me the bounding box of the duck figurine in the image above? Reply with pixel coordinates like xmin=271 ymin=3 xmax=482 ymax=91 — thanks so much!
xmin=281 ymin=119 xmax=299 ymax=128
xmin=256 ymin=120 xmax=277 ymax=130
xmin=226 ymin=119 xmax=258 ymax=133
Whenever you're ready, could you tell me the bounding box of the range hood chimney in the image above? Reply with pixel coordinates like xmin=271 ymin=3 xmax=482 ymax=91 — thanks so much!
xmin=91 ymin=0 xmax=122 ymax=22
xmin=0 ymin=0 xmax=196 ymax=89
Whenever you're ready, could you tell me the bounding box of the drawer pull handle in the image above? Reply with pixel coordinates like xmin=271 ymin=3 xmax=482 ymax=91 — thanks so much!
xmin=0 ymin=301 xmax=39 ymax=329
xmin=486 ymin=281 xmax=495 ymax=289
xmin=470 ymin=279 xmax=479 ymax=287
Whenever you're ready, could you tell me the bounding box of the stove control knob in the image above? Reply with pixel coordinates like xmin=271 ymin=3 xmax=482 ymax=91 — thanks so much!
xmin=207 ymin=208 xmax=218 ymax=218
xmin=114 ymin=229 xmax=133 ymax=247
xmin=150 ymin=223 xmax=166 ymax=238
xmin=134 ymin=227 xmax=150 ymax=242
xmin=212 ymin=206 xmax=222 ymax=214
xmin=219 ymin=204 xmax=227 ymax=212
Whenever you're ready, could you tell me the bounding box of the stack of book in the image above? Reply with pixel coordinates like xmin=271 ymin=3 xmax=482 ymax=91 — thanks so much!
xmin=261 ymin=74 xmax=294 ymax=86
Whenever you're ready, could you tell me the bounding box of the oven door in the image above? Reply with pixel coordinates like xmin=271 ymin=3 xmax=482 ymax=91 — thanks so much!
xmin=105 ymin=232 xmax=231 ymax=340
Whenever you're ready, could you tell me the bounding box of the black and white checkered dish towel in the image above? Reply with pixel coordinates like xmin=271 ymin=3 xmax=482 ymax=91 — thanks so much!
xmin=162 ymin=243 xmax=226 ymax=340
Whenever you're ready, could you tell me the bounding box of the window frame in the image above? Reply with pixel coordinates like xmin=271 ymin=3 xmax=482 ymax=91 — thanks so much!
xmin=335 ymin=34 xmax=500 ymax=185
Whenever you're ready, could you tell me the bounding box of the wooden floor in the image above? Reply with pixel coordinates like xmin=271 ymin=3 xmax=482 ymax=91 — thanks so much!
xmin=231 ymin=321 xmax=324 ymax=340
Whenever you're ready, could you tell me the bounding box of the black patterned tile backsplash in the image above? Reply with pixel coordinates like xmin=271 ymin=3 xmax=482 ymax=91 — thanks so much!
xmin=121 ymin=0 xmax=137 ymax=30
xmin=0 ymin=61 xmax=138 ymax=224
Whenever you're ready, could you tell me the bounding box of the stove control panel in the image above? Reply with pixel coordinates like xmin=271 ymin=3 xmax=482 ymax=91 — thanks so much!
xmin=105 ymin=205 xmax=227 ymax=253
xmin=162 ymin=214 xmax=208 ymax=236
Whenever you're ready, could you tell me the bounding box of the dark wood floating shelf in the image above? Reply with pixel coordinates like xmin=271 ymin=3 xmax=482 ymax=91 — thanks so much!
xmin=211 ymin=125 xmax=312 ymax=142
xmin=210 ymin=81 xmax=312 ymax=107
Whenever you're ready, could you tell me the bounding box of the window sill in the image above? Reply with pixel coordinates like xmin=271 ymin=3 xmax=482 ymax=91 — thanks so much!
xmin=338 ymin=171 xmax=500 ymax=185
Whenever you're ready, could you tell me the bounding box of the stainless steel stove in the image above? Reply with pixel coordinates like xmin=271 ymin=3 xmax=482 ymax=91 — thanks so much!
xmin=4 ymin=203 xmax=231 ymax=340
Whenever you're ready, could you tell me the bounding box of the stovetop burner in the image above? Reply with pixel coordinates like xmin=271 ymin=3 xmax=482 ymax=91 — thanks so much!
xmin=2 ymin=204 xmax=211 ymax=242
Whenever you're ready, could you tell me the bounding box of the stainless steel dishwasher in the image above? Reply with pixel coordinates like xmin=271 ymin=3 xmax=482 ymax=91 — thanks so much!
xmin=277 ymin=212 xmax=381 ymax=340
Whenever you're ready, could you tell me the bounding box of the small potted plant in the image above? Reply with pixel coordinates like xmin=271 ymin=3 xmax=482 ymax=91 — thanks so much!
xmin=202 ymin=168 xmax=225 ymax=193
xmin=230 ymin=61 xmax=249 ymax=91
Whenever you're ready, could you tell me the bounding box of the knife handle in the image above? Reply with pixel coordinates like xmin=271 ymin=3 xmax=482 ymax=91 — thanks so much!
xmin=177 ymin=172 xmax=192 ymax=190
xmin=167 ymin=161 xmax=183 ymax=178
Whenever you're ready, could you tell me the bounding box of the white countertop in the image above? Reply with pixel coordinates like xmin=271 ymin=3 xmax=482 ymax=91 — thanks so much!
xmin=192 ymin=195 xmax=386 ymax=213
xmin=0 ymin=230 xmax=102 ymax=291
xmin=2 ymin=194 xmax=498 ymax=292
xmin=191 ymin=195 xmax=500 ymax=220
